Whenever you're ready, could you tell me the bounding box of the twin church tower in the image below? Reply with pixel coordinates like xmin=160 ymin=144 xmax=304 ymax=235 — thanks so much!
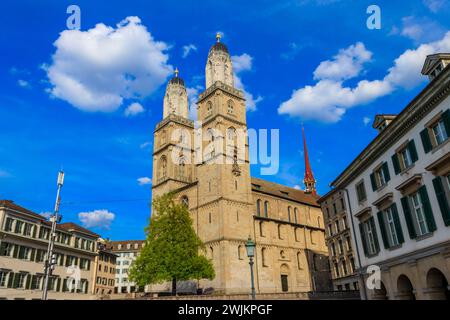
xmin=150 ymin=34 xmax=327 ymax=295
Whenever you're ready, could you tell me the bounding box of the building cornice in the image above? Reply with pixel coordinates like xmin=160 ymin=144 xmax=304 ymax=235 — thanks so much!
xmin=198 ymin=81 xmax=245 ymax=103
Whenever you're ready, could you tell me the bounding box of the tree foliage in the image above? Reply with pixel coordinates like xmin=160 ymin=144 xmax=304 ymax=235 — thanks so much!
xmin=129 ymin=193 xmax=215 ymax=291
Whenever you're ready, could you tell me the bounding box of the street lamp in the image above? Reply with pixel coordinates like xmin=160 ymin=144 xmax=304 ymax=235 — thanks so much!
xmin=245 ymin=236 xmax=256 ymax=300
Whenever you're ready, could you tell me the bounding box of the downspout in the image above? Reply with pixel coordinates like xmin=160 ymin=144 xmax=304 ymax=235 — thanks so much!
xmin=342 ymin=187 xmax=367 ymax=300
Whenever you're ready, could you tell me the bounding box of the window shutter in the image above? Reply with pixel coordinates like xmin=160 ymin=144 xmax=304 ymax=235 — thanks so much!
xmin=30 ymin=248 xmax=36 ymax=262
xmin=376 ymin=212 xmax=390 ymax=249
xmin=433 ymin=177 xmax=450 ymax=226
xmin=26 ymin=274 xmax=31 ymax=289
xmin=13 ymin=273 xmax=20 ymax=288
xmin=420 ymin=128 xmax=432 ymax=153
xmin=31 ymin=275 xmax=37 ymax=290
xmin=32 ymin=226 xmax=36 ymax=238
xmin=442 ymin=109 xmax=450 ymax=137
xmin=391 ymin=203 xmax=404 ymax=244
xmin=392 ymin=154 xmax=401 ymax=175
xmin=87 ymin=260 xmax=91 ymax=271
xmin=419 ymin=185 xmax=437 ymax=232
xmin=13 ymin=245 xmax=19 ymax=258
xmin=408 ymin=140 xmax=418 ymax=163
xmin=359 ymin=224 xmax=369 ymax=256
xmin=369 ymin=217 xmax=380 ymax=253
xmin=56 ymin=278 xmax=61 ymax=292
xmin=382 ymin=163 xmax=390 ymax=182
xmin=0 ymin=242 xmax=6 ymax=256
xmin=370 ymin=173 xmax=377 ymax=191
xmin=401 ymin=197 xmax=417 ymax=239
xmin=7 ymin=272 xmax=14 ymax=288
xmin=63 ymin=279 xmax=67 ymax=292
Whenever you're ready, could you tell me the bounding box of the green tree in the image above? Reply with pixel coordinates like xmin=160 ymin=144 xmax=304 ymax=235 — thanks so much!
xmin=129 ymin=193 xmax=215 ymax=295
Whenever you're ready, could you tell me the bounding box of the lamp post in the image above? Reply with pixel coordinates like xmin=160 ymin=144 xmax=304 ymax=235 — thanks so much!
xmin=42 ymin=170 xmax=64 ymax=300
xmin=245 ymin=236 xmax=256 ymax=300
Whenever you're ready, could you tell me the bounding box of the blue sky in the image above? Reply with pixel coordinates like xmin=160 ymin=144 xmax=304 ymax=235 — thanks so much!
xmin=1 ymin=0 xmax=449 ymax=240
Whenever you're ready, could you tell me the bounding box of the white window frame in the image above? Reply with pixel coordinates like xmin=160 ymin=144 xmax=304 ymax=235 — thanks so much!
xmin=410 ymin=192 xmax=429 ymax=236
xmin=432 ymin=119 xmax=448 ymax=145
xmin=364 ymin=221 xmax=377 ymax=255
xmin=384 ymin=207 xmax=399 ymax=247
xmin=399 ymin=147 xmax=412 ymax=169
xmin=0 ymin=271 xmax=7 ymax=287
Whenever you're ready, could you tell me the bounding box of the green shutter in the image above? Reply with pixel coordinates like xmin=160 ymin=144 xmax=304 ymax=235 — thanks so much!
xmin=31 ymin=275 xmax=37 ymax=290
xmin=359 ymin=223 xmax=369 ymax=256
xmin=87 ymin=260 xmax=90 ymax=271
xmin=442 ymin=109 xmax=450 ymax=137
xmin=377 ymin=211 xmax=390 ymax=249
xmin=63 ymin=279 xmax=67 ymax=292
xmin=84 ymin=280 xmax=88 ymax=294
xmin=370 ymin=173 xmax=377 ymax=191
xmin=0 ymin=242 xmax=6 ymax=256
xmin=382 ymin=162 xmax=390 ymax=182
xmin=30 ymin=248 xmax=36 ymax=262
xmin=26 ymin=274 xmax=31 ymax=289
xmin=7 ymin=272 xmax=14 ymax=288
xmin=420 ymin=128 xmax=432 ymax=153
xmin=433 ymin=177 xmax=450 ymax=226
xmin=56 ymin=278 xmax=61 ymax=292
xmin=369 ymin=218 xmax=380 ymax=253
xmin=391 ymin=203 xmax=404 ymax=244
xmin=408 ymin=140 xmax=418 ymax=163
xmin=419 ymin=185 xmax=437 ymax=232
xmin=401 ymin=197 xmax=417 ymax=239
xmin=392 ymin=154 xmax=401 ymax=175
xmin=13 ymin=273 xmax=20 ymax=288
xmin=13 ymin=245 xmax=19 ymax=258
xmin=32 ymin=226 xmax=37 ymax=238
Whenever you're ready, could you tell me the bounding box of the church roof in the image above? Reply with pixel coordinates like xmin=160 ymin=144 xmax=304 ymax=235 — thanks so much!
xmin=251 ymin=177 xmax=320 ymax=207
xmin=209 ymin=42 xmax=229 ymax=54
xmin=169 ymin=76 xmax=185 ymax=86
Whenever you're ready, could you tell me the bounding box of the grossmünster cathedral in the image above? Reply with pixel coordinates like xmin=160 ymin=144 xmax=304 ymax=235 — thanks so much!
xmin=149 ymin=34 xmax=330 ymax=295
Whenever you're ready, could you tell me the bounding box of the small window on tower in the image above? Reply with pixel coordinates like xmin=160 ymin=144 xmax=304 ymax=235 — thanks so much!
xmin=206 ymin=101 xmax=213 ymax=117
xmin=227 ymin=100 xmax=234 ymax=114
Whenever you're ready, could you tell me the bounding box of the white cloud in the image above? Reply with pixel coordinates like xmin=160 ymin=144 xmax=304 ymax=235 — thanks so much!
xmin=398 ymin=16 xmax=446 ymax=43
xmin=313 ymin=42 xmax=372 ymax=81
xmin=45 ymin=16 xmax=173 ymax=112
xmin=137 ymin=177 xmax=152 ymax=185
xmin=182 ymin=44 xmax=197 ymax=58
xmin=363 ymin=117 xmax=371 ymax=126
xmin=78 ymin=209 xmax=115 ymax=229
xmin=281 ymin=42 xmax=303 ymax=60
xmin=124 ymin=102 xmax=145 ymax=117
xmin=18 ymin=79 xmax=30 ymax=88
xmin=293 ymin=185 xmax=302 ymax=190
xmin=423 ymin=0 xmax=446 ymax=12
xmin=278 ymin=32 xmax=450 ymax=123
xmin=40 ymin=212 xmax=52 ymax=219
xmin=140 ymin=141 xmax=151 ymax=149
xmin=231 ymin=53 xmax=263 ymax=111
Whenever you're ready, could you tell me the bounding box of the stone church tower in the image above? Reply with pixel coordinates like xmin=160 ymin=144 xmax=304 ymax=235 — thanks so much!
xmin=150 ymin=35 xmax=330 ymax=295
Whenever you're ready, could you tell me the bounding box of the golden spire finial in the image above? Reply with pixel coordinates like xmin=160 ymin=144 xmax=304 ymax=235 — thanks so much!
xmin=175 ymin=67 xmax=179 ymax=77
xmin=216 ymin=32 xmax=221 ymax=43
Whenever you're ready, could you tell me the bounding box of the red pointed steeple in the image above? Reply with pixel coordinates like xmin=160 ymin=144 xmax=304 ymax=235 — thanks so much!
xmin=302 ymin=126 xmax=316 ymax=195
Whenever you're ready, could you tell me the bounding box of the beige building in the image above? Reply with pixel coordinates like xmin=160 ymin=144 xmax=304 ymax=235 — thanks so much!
xmin=329 ymin=53 xmax=450 ymax=300
xmin=92 ymin=240 xmax=117 ymax=296
xmin=149 ymin=35 xmax=330 ymax=295
xmin=318 ymin=189 xmax=359 ymax=291
xmin=0 ymin=200 xmax=98 ymax=300
xmin=109 ymin=240 xmax=145 ymax=294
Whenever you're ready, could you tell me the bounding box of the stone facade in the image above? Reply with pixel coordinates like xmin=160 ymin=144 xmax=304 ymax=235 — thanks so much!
xmin=91 ymin=243 xmax=117 ymax=296
xmin=149 ymin=37 xmax=330 ymax=295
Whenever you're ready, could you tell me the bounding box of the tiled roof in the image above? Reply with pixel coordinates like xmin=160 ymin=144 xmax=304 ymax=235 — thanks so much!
xmin=0 ymin=200 xmax=99 ymax=238
xmin=108 ymin=240 xmax=146 ymax=252
xmin=251 ymin=177 xmax=320 ymax=207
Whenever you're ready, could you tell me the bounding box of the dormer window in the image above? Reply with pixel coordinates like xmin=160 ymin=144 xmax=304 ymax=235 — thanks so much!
xmin=421 ymin=53 xmax=450 ymax=81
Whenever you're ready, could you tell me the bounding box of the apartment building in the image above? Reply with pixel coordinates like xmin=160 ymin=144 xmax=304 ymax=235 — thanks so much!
xmin=318 ymin=190 xmax=359 ymax=291
xmin=330 ymin=53 xmax=450 ymax=300
xmin=92 ymin=239 xmax=117 ymax=296
xmin=0 ymin=200 xmax=98 ymax=300
xmin=109 ymin=240 xmax=145 ymax=294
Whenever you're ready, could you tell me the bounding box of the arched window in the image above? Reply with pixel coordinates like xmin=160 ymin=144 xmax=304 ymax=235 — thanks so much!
xmin=209 ymin=212 xmax=212 ymax=223
xmin=264 ymin=201 xmax=269 ymax=217
xmin=206 ymin=128 xmax=215 ymax=157
xmin=178 ymin=157 xmax=185 ymax=178
xmin=227 ymin=127 xmax=237 ymax=144
xmin=317 ymin=216 xmax=321 ymax=228
xmin=181 ymin=196 xmax=189 ymax=208
xmin=278 ymin=225 xmax=283 ymax=239
xmin=261 ymin=248 xmax=268 ymax=267
xmin=159 ymin=156 xmax=167 ymax=179
xmin=280 ymin=250 xmax=286 ymax=259
xmin=294 ymin=208 xmax=298 ymax=224
xmin=238 ymin=245 xmax=244 ymax=260
xmin=288 ymin=206 xmax=292 ymax=222
xmin=161 ymin=130 xmax=167 ymax=146
xmin=227 ymin=100 xmax=234 ymax=114
xmin=256 ymin=199 xmax=262 ymax=216
xmin=297 ymin=252 xmax=302 ymax=270
xmin=259 ymin=221 xmax=264 ymax=237
xmin=206 ymin=101 xmax=213 ymax=116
